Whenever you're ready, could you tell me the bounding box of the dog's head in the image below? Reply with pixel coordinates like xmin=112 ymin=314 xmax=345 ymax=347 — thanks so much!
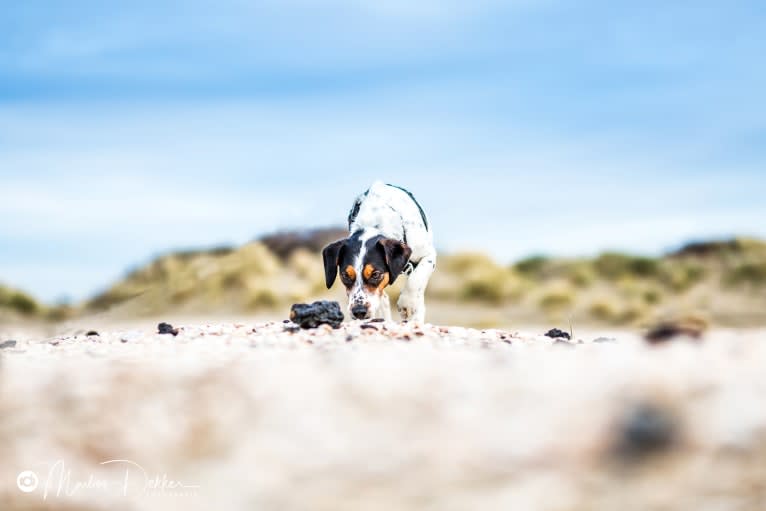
xmin=322 ymin=232 xmax=412 ymax=320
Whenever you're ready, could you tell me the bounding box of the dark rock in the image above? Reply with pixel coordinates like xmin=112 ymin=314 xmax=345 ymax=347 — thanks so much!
xmin=0 ymin=340 xmax=17 ymax=349
xmin=360 ymin=324 xmax=378 ymax=330
xmin=369 ymin=318 xmax=385 ymax=323
xmin=85 ymin=330 xmax=99 ymax=336
xmin=284 ymin=325 xmax=301 ymax=334
xmin=615 ymin=403 xmax=677 ymax=461
xmin=158 ymin=322 xmax=179 ymax=336
xmin=544 ymin=328 xmax=571 ymax=340
xmin=289 ymin=301 xmax=344 ymax=329
xmin=645 ymin=317 xmax=706 ymax=344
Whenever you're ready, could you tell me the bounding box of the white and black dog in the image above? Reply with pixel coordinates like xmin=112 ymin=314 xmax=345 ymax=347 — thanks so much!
xmin=322 ymin=181 xmax=436 ymax=323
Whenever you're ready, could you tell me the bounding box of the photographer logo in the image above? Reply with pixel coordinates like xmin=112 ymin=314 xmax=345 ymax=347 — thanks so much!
xmin=17 ymin=471 xmax=39 ymax=493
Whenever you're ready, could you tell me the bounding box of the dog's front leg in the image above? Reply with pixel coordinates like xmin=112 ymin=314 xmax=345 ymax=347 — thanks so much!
xmin=397 ymin=251 xmax=436 ymax=323
xmin=377 ymin=292 xmax=392 ymax=321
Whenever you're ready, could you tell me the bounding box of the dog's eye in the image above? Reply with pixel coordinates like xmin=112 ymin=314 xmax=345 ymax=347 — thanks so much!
xmin=370 ymin=271 xmax=382 ymax=281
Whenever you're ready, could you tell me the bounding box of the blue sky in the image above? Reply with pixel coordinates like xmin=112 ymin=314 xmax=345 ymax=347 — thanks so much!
xmin=1 ymin=1 xmax=765 ymax=302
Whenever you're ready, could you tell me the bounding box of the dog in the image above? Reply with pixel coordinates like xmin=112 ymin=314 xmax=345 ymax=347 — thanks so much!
xmin=322 ymin=181 xmax=436 ymax=323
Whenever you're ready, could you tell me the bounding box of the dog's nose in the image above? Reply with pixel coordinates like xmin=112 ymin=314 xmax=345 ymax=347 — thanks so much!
xmin=351 ymin=304 xmax=368 ymax=319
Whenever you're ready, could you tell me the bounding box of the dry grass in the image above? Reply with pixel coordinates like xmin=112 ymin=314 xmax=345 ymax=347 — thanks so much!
xmin=5 ymin=234 xmax=766 ymax=328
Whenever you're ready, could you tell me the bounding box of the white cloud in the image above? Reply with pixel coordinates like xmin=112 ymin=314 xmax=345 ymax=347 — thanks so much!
xmin=1 ymin=77 xmax=764 ymax=301
xmin=0 ymin=173 xmax=305 ymax=243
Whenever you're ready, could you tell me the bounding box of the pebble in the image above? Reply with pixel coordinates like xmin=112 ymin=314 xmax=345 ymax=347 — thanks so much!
xmin=615 ymin=403 xmax=678 ymax=461
xmin=645 ymin=317 xmax=707 ymax=344
xmin=544 ymin=328 xmax=571 ymax=340
xmin=158 ymin=322 xmax=179 ymax=336
xmin=22 ymin=321 xmax=628 ymax=354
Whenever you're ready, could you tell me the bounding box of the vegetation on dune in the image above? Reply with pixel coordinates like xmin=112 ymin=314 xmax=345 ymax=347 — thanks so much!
xmin=87 ymin=241 xmax=294 ymax=314
xmin=80 ymin=229 xmax=350 ymax=317
xmin=0 ymin=284 xmax=74 ymax=321
xmin=726 ymin=262 xmax=766 ymax=286
xmin=434 ymin=237 xmax=766 ymax=326
xmin=0 ymin=285 xmax=40 ymax=316
xmin=3 ymin=233 xmax=766 ymax=326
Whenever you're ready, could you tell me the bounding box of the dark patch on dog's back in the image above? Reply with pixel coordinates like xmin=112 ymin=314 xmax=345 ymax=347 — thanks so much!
xmin=347 ymin=190 xmax=369 ymax=229
xmin=386 ymin=184 xmax=429 ymax=231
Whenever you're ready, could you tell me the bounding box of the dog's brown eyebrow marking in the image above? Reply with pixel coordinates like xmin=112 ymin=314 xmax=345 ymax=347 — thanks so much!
xmin=363 ymin=264 xmax=375 ymax=280
xmin=344 ymin=265 xmax=356 ymax=281
xmin=365 ymin=272 xmax=390 ymax=294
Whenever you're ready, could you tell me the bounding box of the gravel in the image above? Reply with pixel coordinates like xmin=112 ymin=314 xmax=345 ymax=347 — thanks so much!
xmin=1 ymin=321 xmax=765 ymax=511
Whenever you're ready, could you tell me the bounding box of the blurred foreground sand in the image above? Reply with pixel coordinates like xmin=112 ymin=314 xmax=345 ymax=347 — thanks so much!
xmin=1 ymin=319 xmax=765 ymax=511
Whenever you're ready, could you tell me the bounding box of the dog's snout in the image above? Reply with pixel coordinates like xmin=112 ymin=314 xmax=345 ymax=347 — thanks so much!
xmin=351 ymin=304 xmax=368 ymax=319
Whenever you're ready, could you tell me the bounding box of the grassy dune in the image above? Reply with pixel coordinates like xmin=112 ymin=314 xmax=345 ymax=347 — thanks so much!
xmin=4 ymin=232 xmax=766 ymax=327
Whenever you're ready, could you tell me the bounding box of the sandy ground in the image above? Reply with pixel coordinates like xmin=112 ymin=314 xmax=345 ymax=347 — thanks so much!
xmin=1 ymin=319 xmax=765 ymax=511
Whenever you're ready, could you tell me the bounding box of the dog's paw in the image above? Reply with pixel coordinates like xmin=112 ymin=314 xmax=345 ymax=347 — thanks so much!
xmin=397 ymin=294 xmax=424 ymax=323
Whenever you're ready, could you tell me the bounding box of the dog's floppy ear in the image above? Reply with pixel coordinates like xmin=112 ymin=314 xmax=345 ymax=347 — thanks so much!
xmin=378 ymin=238 xmax=412 ymax=285
xmin=322 ymin=239 xmax=346 ymax=288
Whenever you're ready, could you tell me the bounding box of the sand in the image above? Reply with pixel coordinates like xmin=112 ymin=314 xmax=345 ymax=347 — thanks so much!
xmin=1 ymin=320 xmax=765 ymax=510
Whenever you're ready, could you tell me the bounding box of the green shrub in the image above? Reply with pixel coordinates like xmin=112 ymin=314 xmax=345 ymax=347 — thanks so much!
xmin=642 ymin=288 xmax=662 ymax=305
xmin=595 ymin=253 xmax=659 ymax=280
xmin=539 ymin=290 xmax=574 ymax=310
xmin=617 ymin=304 xmax=647 ymax=324
xmin=460 ymin=278 xmax=505 ymax=304
xmin=458 ymin=270 xmax=521 ymax=305
xmin=514 ymin=255 xmax=549 ymax=276
xmin=6 ymin=292 xmax=39 ymax=315
xmin=440 ymin=253 xmax=498 ymax=275
xmin=221 ymin=271 xmax=244 ymax=289
xmin=630 ymin=257 xmax=660 ymax=277
xmin=589 ymin=300 xmax=617 ymax=321
xmin=249 ymin=289 xmax=280 ymax=309
xmin=663 ymin=263 xmax=706 ymax=292
xmin=725 ymin=262 xmax=766 ymax=286
xmin=568 ymin=263 xmax=596 ymax=288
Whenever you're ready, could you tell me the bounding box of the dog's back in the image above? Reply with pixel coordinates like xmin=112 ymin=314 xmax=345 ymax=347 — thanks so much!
xmin=348 ymin=181 xmax=432 ymax=262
